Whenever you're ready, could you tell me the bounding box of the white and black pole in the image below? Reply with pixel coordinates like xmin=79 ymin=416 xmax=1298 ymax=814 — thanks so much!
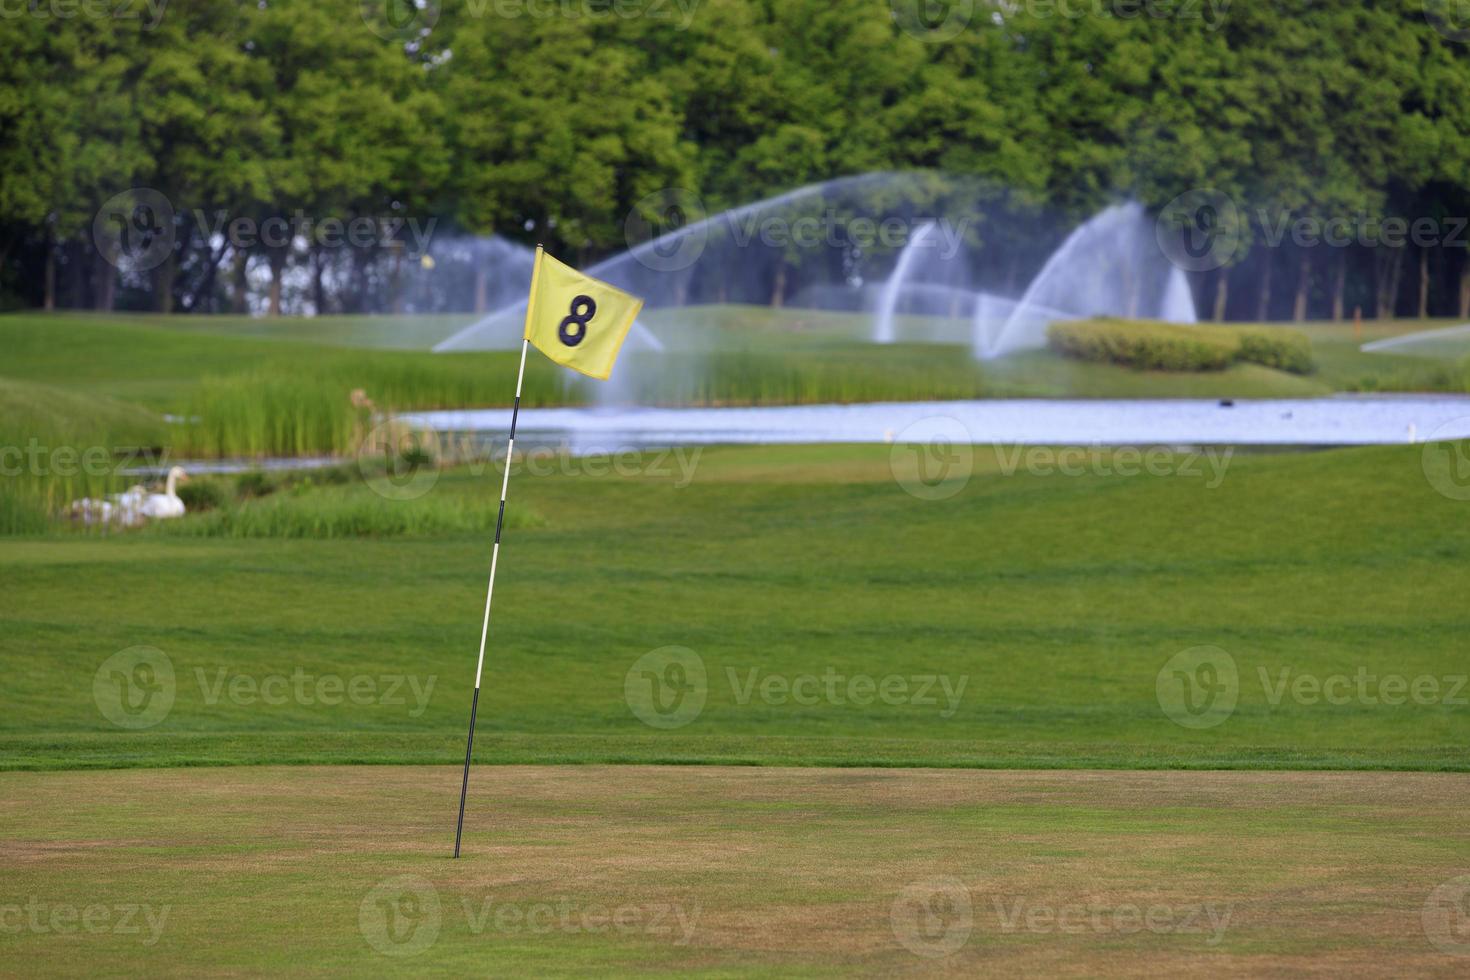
xmin=453 ymin=331 xmax=531 ymax=858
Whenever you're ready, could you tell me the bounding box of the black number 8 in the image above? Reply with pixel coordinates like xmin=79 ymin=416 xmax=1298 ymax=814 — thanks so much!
xmin=558 ymin=295 xmax=596 ymax=347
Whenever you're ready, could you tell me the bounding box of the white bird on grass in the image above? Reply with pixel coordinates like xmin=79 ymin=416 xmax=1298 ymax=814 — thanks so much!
xmin=139 ymin=466 xmax=189 ymax=520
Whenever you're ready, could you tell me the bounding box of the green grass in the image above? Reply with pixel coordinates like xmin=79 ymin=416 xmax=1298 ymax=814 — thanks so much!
xmin=0 ymin=766 xmax=1465 ymax=976
xmin=1 ymin=442 xmax=1466 ymax=772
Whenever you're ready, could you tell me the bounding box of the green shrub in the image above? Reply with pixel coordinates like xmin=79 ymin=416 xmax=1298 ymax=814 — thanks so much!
xmin=235 ymin=470 xmax=279 ymax=499
xmin=1048 ymin=318 xmax=1315 ymax=374
xmin=1236 ymin=328 xmax=1313 ymax=374
xmin=153 ymin=484 xmax=540 ymax=539
xmin=1047 ymin=319 xmax=1236 ymax=371
xmin=177 ymin=478 xmax=229 ymax=513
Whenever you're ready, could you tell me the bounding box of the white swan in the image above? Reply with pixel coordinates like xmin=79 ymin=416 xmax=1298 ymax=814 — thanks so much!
xmin=140 ymin=467 xmax=188 ymax=520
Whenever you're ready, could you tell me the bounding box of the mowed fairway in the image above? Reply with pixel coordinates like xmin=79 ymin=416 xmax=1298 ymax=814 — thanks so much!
xmin=1 ymin=766 xmax=1468 ymax=976
xmin=1 ymin=441 xmax=1468 ymax=771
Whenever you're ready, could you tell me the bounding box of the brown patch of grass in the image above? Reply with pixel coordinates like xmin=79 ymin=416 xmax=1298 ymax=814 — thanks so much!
xmin=0 ymin=766 xmax=1467 ymax=976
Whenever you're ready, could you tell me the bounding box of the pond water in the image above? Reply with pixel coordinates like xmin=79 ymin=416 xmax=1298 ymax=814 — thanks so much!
xmin=409 ymin=396 xmax=1470 ymax=453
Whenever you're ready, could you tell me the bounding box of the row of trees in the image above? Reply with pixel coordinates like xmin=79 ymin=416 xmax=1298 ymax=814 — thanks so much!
xmin=3 ymin=0 xmax=1470 ymax=320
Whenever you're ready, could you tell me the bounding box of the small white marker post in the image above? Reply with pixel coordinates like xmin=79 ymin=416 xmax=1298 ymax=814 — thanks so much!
xmin=453 ymin=327 xmax=532 ymax=859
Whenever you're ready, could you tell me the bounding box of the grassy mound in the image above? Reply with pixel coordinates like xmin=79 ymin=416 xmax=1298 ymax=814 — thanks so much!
xmin=154 ymin=468 xmax=540 ymax=539
xmin=1048 ymin=318 xmax=1314 ymax=373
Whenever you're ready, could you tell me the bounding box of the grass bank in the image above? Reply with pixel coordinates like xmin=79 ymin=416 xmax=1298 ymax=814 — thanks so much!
xmin=1 ymin=442 xmax=1465 ymax=771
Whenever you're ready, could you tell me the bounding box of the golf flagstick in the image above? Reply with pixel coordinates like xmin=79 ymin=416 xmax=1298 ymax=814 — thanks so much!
xmin=453 ymin=244 xmax=639 ymax=857
xmin=453 ymin=325 xmax=532 ymax=859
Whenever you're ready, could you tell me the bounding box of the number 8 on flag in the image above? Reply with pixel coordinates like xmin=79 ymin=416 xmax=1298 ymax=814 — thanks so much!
xmin=524 ymin=246 xmax=644 ymax=380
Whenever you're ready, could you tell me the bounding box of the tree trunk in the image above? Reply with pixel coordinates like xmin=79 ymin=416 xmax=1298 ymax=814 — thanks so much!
xmin=1292 ymin=250 xmax=1310 ymax=322
xmin=1376 ymin=247 xmax=1404 ymax=319
xmin=43 ymin=237 xmax=55 ymax=311
xmin=1212 ymin=266 xmax=1230 ymax=322
xmin=311 ymin=246 xmax=327 ymax=315
xmin=1417 ymin=246 xmax=1430 ymax=319
xmin=1330 ymin=250 xmax=1346 ymax=322
xmin=231 ymin=248 xmax=249 ymax=313
xmin=268 ymin=250 xmax=285 ymax=315
xmin=94 ymin=252 xmax=116 ymax=311
xmin=473 ymin=264 xmax=488 ymax=314
xmin=389 ymin=244 xmax=404 ymax=314
xmin=1460 ymin=254 xmax=1470 ymax=319
xmin=155 ymin=249 xmax=177 ymax=314
xmin=1256 ymin=252 xmax=1273 ymax=321
xmin=770 ymin=262 xmax=786 ymax=308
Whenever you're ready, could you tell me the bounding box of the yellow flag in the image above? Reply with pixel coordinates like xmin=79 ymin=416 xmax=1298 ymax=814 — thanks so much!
xmin=523 ymin=246 xmax=644 ymax=381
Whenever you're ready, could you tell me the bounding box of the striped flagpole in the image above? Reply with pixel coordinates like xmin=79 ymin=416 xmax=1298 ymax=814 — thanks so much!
xmin=455 ymin=250 xmax=542 ymax=858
